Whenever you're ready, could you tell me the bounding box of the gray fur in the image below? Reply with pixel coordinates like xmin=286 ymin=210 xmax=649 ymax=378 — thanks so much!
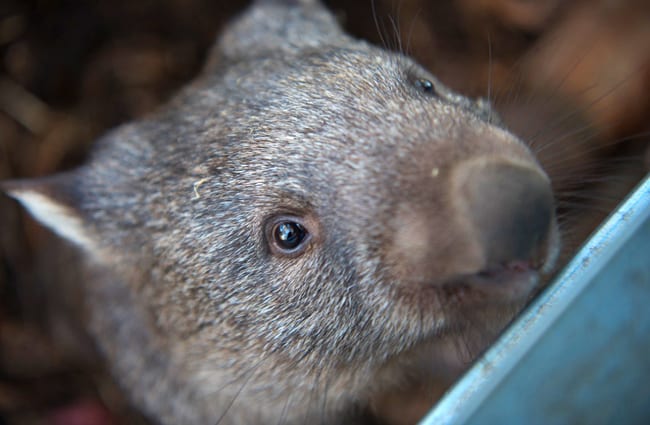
xmin=2 ymin=0 xmax=558 ymax=423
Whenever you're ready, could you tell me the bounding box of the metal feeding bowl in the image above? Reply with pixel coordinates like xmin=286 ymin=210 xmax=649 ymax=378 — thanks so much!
xmin=420 ymin=173 xmax=650 ymax=425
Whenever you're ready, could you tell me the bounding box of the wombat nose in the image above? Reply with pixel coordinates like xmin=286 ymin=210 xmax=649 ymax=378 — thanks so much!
xmin=457 ymin=160 xmax=554 ymax=266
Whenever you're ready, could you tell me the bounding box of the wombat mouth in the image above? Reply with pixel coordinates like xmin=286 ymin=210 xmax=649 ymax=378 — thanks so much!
xmin=442 ymin=261 xmax=542 ymax=303
xmin=471 ymin=261 xmax=541 ymax=298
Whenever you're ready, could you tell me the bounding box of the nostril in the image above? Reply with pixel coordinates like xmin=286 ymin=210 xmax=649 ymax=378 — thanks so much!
xmin=456 ymin=159 xmax=555 ymax=267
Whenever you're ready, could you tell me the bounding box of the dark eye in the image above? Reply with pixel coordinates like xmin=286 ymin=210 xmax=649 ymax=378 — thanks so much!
xmin=267 ymin=216 xmax=312 ymax=256
xmin=415 ymin=78 xmax=435 ymax=94
xmin=275 ymin=221 xmax=306 ymax=249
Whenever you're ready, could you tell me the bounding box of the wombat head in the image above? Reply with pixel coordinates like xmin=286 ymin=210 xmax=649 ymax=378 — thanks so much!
xmin=2 ymin=0 xmax=558 ymax=423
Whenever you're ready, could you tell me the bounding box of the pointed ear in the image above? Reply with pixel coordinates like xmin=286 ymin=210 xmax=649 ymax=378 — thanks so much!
xmin=214 ymin=0 xmax=344 ymax=61
xmin=1 ymin=173 xmax=96 ymax=251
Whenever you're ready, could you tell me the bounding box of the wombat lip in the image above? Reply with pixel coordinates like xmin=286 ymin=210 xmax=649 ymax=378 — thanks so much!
xmin=476 ymin=260 xmax=538 ymax=280
xmin=459 ymin=260 xmax=543 ymax=301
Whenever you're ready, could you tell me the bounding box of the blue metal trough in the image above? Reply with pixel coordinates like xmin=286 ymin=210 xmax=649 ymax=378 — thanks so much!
xmin=420 ymin=173 xmax=650 ymax=425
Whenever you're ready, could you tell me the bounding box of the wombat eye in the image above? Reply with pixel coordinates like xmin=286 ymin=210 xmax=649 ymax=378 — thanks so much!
xmin=266 ymin=217 xmax=311 ymax=256
xmin=275 ymin=222 xmax=305 ymax=248
xmin=415 ymin=78 xmax=435 ymax=94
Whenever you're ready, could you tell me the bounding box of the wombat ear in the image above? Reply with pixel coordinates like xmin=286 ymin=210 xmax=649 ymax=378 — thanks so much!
xmin=1 ymin=173 xmax=96 ymax=251
xmin=214 ymin=0 xmax=344 ymax=60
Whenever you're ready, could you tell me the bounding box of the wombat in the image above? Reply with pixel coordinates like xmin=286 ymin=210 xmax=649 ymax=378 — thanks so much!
xmin=1 ymin=0 xmax=559 ymax=423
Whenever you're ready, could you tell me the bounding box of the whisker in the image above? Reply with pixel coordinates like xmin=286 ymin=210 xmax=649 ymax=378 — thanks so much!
xmin=387 ymin=14 xmax=401 ymax=55
xmin=276 ymin=393 xmax=292 ymax=425
xmin=524 ymin=35 xmax=597 ymax=112
xmin=404 ymin=5 xmax=423 ymax=57
xmin=214 ymin=357 xmax=265 ymax=425
xmin=371 ymin=0 xmax=389 ymax=52
xmin=486 ymin=31 xmax=493 ymax=124
xmin=527 ymin=67 xmax=644 ymax=146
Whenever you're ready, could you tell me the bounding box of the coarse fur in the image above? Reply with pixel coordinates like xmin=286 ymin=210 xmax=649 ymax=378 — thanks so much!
xmin=1 ymin=0 xmax=559 ymax=423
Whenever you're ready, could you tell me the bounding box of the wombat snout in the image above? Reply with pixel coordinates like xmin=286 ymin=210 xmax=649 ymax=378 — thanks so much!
xmin=388 ymin=152 xmax=556 ymax=302
xmin=455 ymin=159 xmax=554 ymax=270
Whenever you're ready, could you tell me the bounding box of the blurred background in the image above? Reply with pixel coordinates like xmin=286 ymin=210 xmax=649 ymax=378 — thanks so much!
xmin=0 ymin=0 xmax=648 ymax=423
